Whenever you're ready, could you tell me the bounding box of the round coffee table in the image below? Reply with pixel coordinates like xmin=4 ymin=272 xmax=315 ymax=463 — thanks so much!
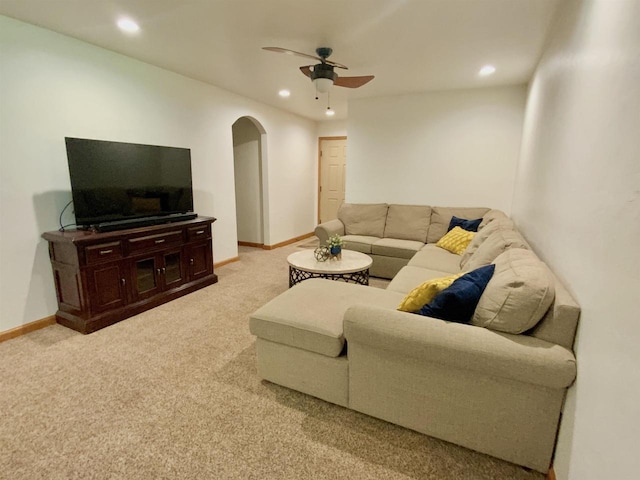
xmin=287 ymin=249 xmax=373 ymax=288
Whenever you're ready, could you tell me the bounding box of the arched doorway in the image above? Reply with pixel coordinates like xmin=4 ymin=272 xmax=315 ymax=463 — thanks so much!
xmin=232 ymin=116 xmax=268 ymax=247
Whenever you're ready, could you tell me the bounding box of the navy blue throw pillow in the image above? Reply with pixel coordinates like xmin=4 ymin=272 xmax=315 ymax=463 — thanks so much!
xmin=418 ymin=264 xmax=495 ymax=324
xmin=448 ymin=215 xmax=482 ymax=232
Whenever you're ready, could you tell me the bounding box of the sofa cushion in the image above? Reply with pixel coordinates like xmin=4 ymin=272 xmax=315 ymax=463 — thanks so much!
xmin=397 ymin=272 xmax=464 ymax=313
xmin=530 ymin=278 xmax=581 ymax=349
xmin=460 ymin=219 xmax=516 ymax=269
xmin=436 ymin=227 xmax=476 ymax=255
xmin=387 ymin=266 xmax=455 ymax=294
xmin=478 ymin=209 xmax=509 ymax=231
xmin=408 ymin=244 xmax=462 ymax=274
xmin=448 ymin=215 xmax=482 ymax=232
xmin=383 ymin=204 xmax=431 ymax=242
xmin=427 ymin=206 xmax=490 ymax=244
xmin=338 ymin=203 xmax=388 ymax=237
xmin=249 ymin=279 xmax=405 ymax=357
xmin=464 ymin=229 xmax=529 ymax=271
xmin=418 ymin=264 xmax=496 ymax=323
xmin=472 ymin=249 xmax=555 ymax=334
xmin=372 ymin=238 xmax=424 ymax=259
xmin=341 ymin=235 xmax=379 ymax=254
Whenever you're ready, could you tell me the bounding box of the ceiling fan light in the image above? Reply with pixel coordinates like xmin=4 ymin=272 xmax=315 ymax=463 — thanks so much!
xmin=314 ymin=77 xmax=333 ymax=93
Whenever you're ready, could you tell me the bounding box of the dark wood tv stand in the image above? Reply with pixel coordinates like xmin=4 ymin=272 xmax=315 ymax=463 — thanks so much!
xmin=42 ymin=216 xmax=218 ymax=333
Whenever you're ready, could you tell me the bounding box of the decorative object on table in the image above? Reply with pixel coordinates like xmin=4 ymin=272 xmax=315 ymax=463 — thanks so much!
xmin=327 ymin=234 xmax=346 ymax=260
xmin=313 ymin=246 xmax=330 ymax=262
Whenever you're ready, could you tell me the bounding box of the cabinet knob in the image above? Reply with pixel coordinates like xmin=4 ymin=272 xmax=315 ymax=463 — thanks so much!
xmin=190 ymin=258 xmax=194 ymax=265
xmin=161 ymin=267 xmax=166 ymax=274
xmin=157 ymin=268 xmax=162 ymax=275
xmin=120 ymin=278 xmax=126 ymax=286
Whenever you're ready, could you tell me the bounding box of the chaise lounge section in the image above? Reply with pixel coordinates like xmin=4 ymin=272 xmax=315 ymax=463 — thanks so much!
xmin=251 ymin=205 xmax=579 ymax=473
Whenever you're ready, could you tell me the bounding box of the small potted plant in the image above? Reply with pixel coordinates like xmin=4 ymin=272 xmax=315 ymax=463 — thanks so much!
xmin=327 ymin=234 xmax=346 ymax=259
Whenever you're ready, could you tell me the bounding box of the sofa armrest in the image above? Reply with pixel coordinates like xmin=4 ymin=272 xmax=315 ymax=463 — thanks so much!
xmin=314 ymin=219 xmax=345 ymax=245
xmin=343 ymin=305 xmax=576 ymax=389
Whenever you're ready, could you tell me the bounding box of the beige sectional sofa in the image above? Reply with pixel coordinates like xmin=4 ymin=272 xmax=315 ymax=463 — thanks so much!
xmin=250 ymin=204 xmax=579 ymax=473
xmin=315 ymin=203 xmax=494 ymax=278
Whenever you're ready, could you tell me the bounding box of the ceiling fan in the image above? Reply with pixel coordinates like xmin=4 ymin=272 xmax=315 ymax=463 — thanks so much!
xmin=262 ymin=47 xmax=374 ymax=93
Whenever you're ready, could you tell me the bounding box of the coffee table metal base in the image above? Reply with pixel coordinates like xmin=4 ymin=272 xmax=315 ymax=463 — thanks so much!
xmin=289 ymin=266 xmax=370 ymax=288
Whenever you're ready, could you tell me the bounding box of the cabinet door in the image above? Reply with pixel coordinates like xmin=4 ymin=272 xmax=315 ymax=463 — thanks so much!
xmin=130 ymin=250 xmax=185 ymax=300
xmin=130 ymin=255 xmax=160 ymax=301
xmin=187 ymin=242 xmax=213 ymax=281
xmin=87 ymin=262 xmax=128 ymax=314
xmin=162 ymin=249 xmax=185 ymax=289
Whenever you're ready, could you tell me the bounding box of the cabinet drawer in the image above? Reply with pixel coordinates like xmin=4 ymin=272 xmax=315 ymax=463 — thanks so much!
xmin=85 ymin=242 xmax=123 ymax=265
xmin=187 ymin=225 xmax=211 ymax=241
xmin=127 ymin=230 xmax=183 ymax=253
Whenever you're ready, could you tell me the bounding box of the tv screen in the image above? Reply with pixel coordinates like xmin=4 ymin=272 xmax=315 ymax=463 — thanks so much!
xmin=65 ymin=137 xmax=194 ymax=228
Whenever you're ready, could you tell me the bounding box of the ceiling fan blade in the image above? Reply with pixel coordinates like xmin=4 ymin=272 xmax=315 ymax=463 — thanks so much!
xmin=262 ymin=46 xmax=348 ymax=70
xmin=325 ymin=60 xmax=348 ymax=70
xmin=334 ymin=75 xmax=375 ymax=88
xmin=262 ymin=47 xmax=322 ymax=63
xmin=299 ymin=65 xmax=313 ymax=78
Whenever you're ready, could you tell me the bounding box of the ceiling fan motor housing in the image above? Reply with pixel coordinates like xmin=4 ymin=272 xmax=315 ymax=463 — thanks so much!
xmin=311 ymin=63 xmax=337 ymax=82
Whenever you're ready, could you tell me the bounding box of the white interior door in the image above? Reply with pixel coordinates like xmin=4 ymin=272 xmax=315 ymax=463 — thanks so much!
xmin=319 ymin=137 xmax=347 ymax=224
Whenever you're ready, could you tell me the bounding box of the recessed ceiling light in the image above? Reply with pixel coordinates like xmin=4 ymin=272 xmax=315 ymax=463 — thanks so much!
xmin=117 ymin=18 xmax=140 ymax=33
xmin=278 ymin=90 xmax=290 ymax=97
xmin=479 ymin=65 xmax=496 ymax=77
xmin=325 ymin=109 xmax=335 ymax=117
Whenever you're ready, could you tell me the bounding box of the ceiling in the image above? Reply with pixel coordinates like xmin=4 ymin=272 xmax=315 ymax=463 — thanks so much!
xmin=0 ymin=0 xmax=560 ymax=121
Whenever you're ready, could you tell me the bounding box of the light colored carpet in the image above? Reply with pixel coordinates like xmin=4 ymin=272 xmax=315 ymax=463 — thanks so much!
xmin=0 ymin=243 xmax=543 ymax=479
xmin=296 ymin=237 xmax=320 ymax=249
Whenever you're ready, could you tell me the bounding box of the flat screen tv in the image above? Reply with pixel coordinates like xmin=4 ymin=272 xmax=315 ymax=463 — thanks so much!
xmin=65 ymin=137 xmax=195 ymax=230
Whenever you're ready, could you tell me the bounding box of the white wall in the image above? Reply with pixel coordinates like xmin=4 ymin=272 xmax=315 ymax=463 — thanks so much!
xmin=317 ymin=120 xmax=347 ymax=138
xmin=232 ymin=118 xmax=263 ymax=244
xmin=511 ymin=1 xmax=640 ymax=479
xmin=0 ymin=16 xmax=317 ymax=332
xmin=347 ymin=87 xmax=527 ymax=212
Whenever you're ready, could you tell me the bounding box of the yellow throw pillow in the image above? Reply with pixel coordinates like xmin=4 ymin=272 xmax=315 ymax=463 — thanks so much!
xmin=436 ymin=226 xmax=476 ymax=255
xmin=397 ymin=273 xmax=464 ymax=313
